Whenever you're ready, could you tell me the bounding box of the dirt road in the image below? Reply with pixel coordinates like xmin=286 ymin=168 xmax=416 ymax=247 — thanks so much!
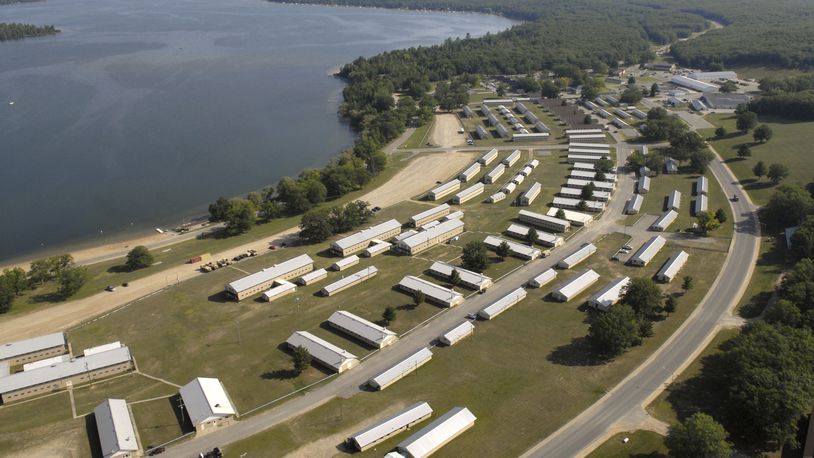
xmin=0 ymin=152 xmax=476 ymax=343
xmin=428 ymin=113 xmax=465 ymax=148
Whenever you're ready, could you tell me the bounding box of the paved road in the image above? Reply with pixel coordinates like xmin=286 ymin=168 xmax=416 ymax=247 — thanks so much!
xmin=520 ymin=146 xmax=760 ymax=458
xmin=162 ymin=141 xmax=639 ymax=457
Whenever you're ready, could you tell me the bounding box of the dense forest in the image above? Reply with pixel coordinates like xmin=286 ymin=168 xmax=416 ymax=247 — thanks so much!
xmin=0 ymin=22 xmax=58 ymax=41
xmin=270 ymin=0 xmax=814 ymax=70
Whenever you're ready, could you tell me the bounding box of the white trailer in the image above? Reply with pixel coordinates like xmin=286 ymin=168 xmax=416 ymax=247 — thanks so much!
xmin=502 ymin=181 xmax=518 ymax=194
xmin=478 ymin=287 xmax=527 ymax=320
xmin=651 ymin=210 xmax=678 ymax=231
xmin=656 ymin=250 xmax=690 ymax=282
xmin=557 ymin=243 xmax=597 ymax=269
xmin=453 ymin=182 xmax=485 ymax=204
xmin=551 ymin=270 xmax=600 ymax=302
xmin=487 ymin=192 xmax=506 ymax=203
xmin=528 ymin=268 xmax=557 ymax=288
xmin=588 ymin=277 xmax=631 ymax=311
xmin=439 ymin=321 xmax=474 ymax=346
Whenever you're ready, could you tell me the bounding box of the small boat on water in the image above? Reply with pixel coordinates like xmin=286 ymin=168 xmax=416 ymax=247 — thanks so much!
xmin=8 ymin=101 xmax=14 ymax=106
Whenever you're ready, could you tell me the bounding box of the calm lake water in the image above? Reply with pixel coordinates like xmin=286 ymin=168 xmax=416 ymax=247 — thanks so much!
xmin=0 ymin=0 xmax=513 ymax=261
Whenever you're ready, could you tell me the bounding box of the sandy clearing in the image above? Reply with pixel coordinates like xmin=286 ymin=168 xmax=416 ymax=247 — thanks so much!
xmin=0 ymin=152 xmax=475 ymax=342
xmin=428 ymin=113 xmax=465 ymax=148
xmin=357 ymin=151 xmax=475 ymax=208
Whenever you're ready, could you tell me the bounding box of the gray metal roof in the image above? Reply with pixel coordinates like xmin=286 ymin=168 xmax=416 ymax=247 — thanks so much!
xmin=179 ymin=377 xmax=236 ymax=426
xmin=226 ymin=254 xmax=314 ymax=294
xmin=321 ymin=266 xmax=378 ymax=295
xmin=331 ymin=219 xmax=401 ymax=252
xmin=0 ymin=346 xmax=132 ymax=394
xmin=286 ymin=331 xmax=357 ymax=372
xmin=409 ymin=204 xmax=450 ymax=224
xmin=398 ymin=219 xmax=464 ymax=250
xmin=94 ymin=399 xmax=139 ymax=457
xmin=328 ymin=310 xmax=396 ymax=347
xmin=0 ymin=332 xmax=65 ymax=362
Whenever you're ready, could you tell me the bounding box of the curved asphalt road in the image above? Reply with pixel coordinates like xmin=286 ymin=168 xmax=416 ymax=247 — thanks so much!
xmin=520 ymin=146 xmax=760 ymax=458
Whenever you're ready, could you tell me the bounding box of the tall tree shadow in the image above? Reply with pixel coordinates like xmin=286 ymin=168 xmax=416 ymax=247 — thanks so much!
xmin=547 ymin=336 xmax=605 ymax=366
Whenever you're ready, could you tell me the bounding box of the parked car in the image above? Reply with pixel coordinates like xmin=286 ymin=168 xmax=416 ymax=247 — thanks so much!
xmin=147 ymin=446 xmax=165 ymax=456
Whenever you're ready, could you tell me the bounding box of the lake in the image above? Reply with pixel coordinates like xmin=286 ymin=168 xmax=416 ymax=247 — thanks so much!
xmin=0 ymin=0 xmax=513 ymax=261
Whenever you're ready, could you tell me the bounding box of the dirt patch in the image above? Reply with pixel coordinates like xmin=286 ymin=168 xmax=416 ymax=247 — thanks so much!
xmin=428 ymin=113 xmax=465 ymax=148
xmin=282 ymin=401 xmax=408 ymax=458
xmin=357 ymin=151 xmax=476 ymax=208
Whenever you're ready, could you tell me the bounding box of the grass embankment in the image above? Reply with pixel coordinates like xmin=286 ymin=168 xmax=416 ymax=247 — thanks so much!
xmin=702 ymin=113 xmax=814 ymax=205
xmin=2 ymin=152 xmax=416 ymax=318
xmin=11 ymin=149 xmax=729 ymax=454
xmin=399 ymin=121 xmax=433 ymax=149
xmin=588 ymin=430 xmax=668 ymax=458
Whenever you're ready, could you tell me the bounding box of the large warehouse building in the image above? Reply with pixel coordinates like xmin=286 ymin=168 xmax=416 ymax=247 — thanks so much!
xmin=0 ymin=346 xmax=134 ymax=404
xmin=225 ymin=254 xmax=314 ymax=301
xmin=330 ymin=219 xmax=402 ymax=256
xmin=0 ymin=332 xmax=68 ymax=367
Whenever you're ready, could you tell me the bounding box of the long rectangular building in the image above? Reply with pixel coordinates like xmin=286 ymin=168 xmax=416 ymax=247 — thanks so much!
xmin=397 ymin=407 xmax=477 ymax=458
xmin=439 ymin=321 xmax=474 ymax=346
xmin=572 ymin=162 xmax=596 ymax=171
xmin=330 ymin=219 xmax=402 ymax=256
xmin=696 ymin=176 xmax=709 ymax=195
xmin=479 ymin=148 xmax=498 ymax=165
xmin=568 ymin=147 xmax=611 ymax=156
xmin=487 ymin=192 xmax=506 ymax=203
xmin=566 ymin=128 xmax=604 ymax=135
xmin=475 ymin=125 xmax=489 ymax=140
xmin=671 ymin=75 xmax=718 ymax=92
xmin=409 ymin=204 xmax=450 ymax=227
xmin=569 ymin=142 xmax=610 ymax=150
xmin=484 ymin=163 xmax=506 ymax=184
xmin=225 ymin=254 xmax=314 ymax=301
xmin=588 ymin=277 xmax=631 ymax=311
xmin=545 ymin=207 xmax=593 ymax=227
xmin=558 ymin=243 xmax=597 ymax=269
xmin=518 ymin=209 xmax=571 ymax=233
xmin=459 ymin=163 xmax=482 ymax=182
xmin=0 ymin=332 xmax=67 ymax=366
xmin=347 ymin=402 xmax=433 ymax=452
xmin=286 ymin=331 xmax=359 ymax=373
xmin=552 ymin=197 xmax=605 ymax=212
xmin=551 ymin=270 xmax=600 ymax=302
xmin=94 ymin=398 xmax=140 ymax=458
xmin=625 ymin=194 xmax=644 ymax=214
xmin=478 ymin=287 xmax=527 ymax=320
xmin=559 ymin=187 xmax=611 ymax=202
xmin=369 ymin=347 xmax=433 ymax=391
xmin=568 ymin=154 xmax=609 ymax=163
xmin=503 ymin=149 xmax=522 ymax=166
xmin=667 ymin=190 xmax=682 ymax=210
xmin=520 ymin=182 xmax=542 ymax=205
xmin=179 ymin=377 xmax=236 ymax=431
xmin=528 ymin=268 xmax=557 ymax=288
xmin=453 ymin=183 xmax=485 ymax=204
xmin=0 ymin=347 xmax=134 ymax=404
xmin=396 ymin=219 xmax=464 ymax=255
xmin=320 ymin=266 xmax=378 ymax=296
xmin=565 ymin=178 xmax=615 ymax=192
xmin=629 ymin=236 xmax=666 ymax=266
xmin=657 ymin=250 xmax=690 ymax=282
xmin=364 ymin=241 xmax=392 ymax=257
xmin=328 ymin=310 xmax=397 ymax=349
xmin=651 ymin=210 xmax=678 ymax=231
xmin=694 ymin=194 xmax=708 ymax=215
xmin=262 ymin=280 xmax=297 ymax=302
xmin=428 ymin=262 xmax=493 ymax=291
xmin=637 ymin=176 xmax=651 ymax=194
xmin=331 ymin=255 xmax=360 ymax=271
xmin=505 ymin=223 xmax=564 ymax=247
xmin=429 ymin=180 xmax=461 ymax=201
xmin=514 ymin=133 xmax=549 ymax=142
xmin=398 ymin=276 xmax=464 ymax=308
xmin=298 ymin=268 xmax=327 ymax=286
xmin=484 ymin=235 xmax=543 ymax=260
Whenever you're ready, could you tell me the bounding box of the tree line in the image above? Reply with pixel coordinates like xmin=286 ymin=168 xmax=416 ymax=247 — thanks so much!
xmin=0 ymin=254 xmax=87 ymax=314
xmin=0 ymin=22 xmax=58 ymax=41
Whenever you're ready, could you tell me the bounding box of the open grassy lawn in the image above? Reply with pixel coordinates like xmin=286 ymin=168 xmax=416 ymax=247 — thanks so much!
xmin=224 ymin=230 xmax=726 ymax=457
xmin=2 ymin=151 xmax=417 ymax=318
xmin=738 ymin=233 xmax=788 ymax=318
xmin=399 ymin=121 xmax=433 ymax=150
xmin=588 ymin=430 xmax=667 ymax=458
xmin=0 ymin=392 xmax=93 ymax=456
xmin=71 ymin=373 xmax=176 ymax=417
xmin=131 ymin=396 xmax=191 ymax=450
xmin=624 ymin=167 xmax=735 ymax=239
xmin=702 ymin=113 xmax=814 ymax=205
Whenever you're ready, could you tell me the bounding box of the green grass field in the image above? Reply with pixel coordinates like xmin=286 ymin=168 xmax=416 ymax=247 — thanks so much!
xmin=624 ymin=166 xmax=734 ymax=239
xmin=702 ymin=113 xmax=814 ymax=205
xmin=0 ymin=392 xmax=92 ymax=456
xmin=399 ymin=122 xmax=433 ymax=149
xmin=588 ymin=430 xmax=667 ymax=458
xmin=7 ymin=148 xmax=731 ymax=454
xmin=224 ymin=231 xmax=728 ymax=457
xmin=1 ymin=151 xmax=417 ymax=318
